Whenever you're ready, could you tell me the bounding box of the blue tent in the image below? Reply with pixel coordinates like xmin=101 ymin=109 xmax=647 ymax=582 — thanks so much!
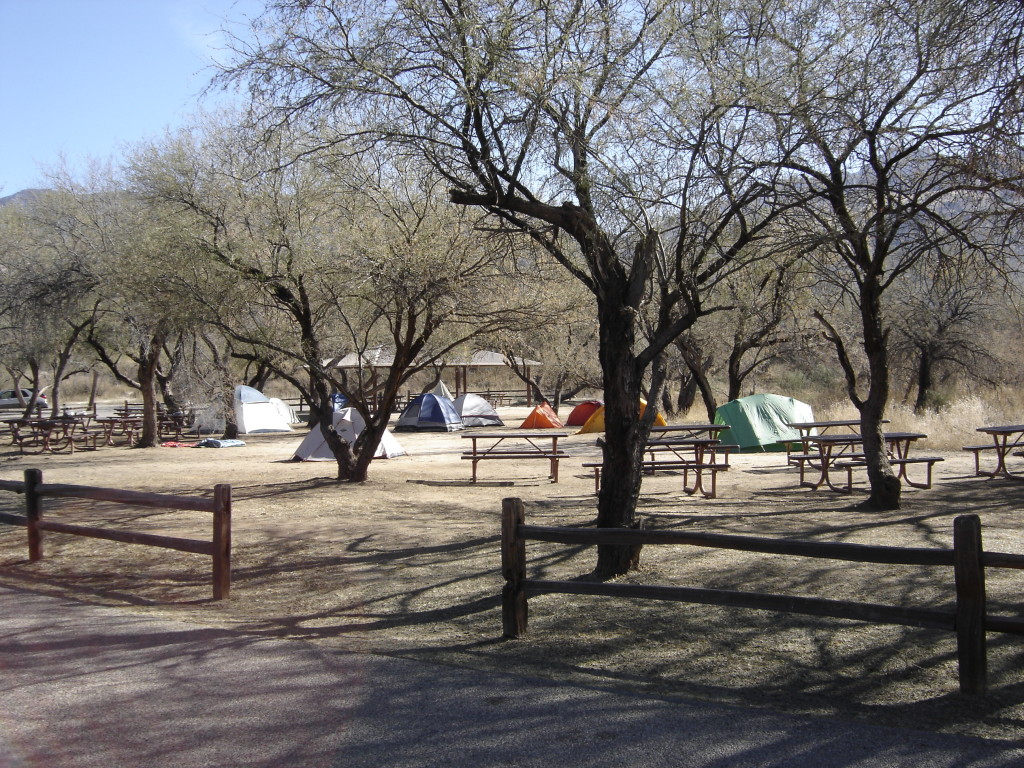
xmin=394 ymin=393 xmax=464 ymax=431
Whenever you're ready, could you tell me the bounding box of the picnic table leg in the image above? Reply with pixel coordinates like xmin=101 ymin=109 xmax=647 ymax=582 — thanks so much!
xmin=550 ymin=456 xmax=559 ymax=483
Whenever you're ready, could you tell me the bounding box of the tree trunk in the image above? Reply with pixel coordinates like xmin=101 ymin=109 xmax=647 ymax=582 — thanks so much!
xmin=859 ymin=278 xmax=901 ymax=510
xmin=136 ymin=333 xmax=165 ymax=448
xmin=676 ymin=373 xmax=697 ymax=412
xmin=593 ymin=299 xmax=647 ymax=578
xmin=661 ymin=385 xmax=674 ymax=415
xmin=914 ymin=347 xmax=933 ymax=414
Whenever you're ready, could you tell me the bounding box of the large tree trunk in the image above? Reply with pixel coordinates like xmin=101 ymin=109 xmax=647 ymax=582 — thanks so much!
xmin=859 ymin=278 xmax=901 ymax=510
xmin=593 ymin=299 xmax=648 ymax=578
xmin=136 ymin=333 xmax=165 ymax=448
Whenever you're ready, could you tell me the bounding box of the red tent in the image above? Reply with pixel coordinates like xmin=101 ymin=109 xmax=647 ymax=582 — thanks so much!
xmin=565 ymin=400 xmax=603 ymax=427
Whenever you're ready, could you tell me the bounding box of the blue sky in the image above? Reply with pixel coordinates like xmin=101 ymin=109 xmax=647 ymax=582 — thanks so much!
xmin=0 ymin=0 xmax=263 ymax=195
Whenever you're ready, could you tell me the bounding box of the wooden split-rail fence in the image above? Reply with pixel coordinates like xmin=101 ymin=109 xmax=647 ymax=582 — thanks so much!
xmin=0 ymin=468 xmax=231 ymax=600
xmin=500 ymin=497 xmax=1024 ymax=695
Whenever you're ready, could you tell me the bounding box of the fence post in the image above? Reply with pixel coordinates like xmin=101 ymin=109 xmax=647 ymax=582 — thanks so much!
xmin=501 ymin=497 xmax=528 ymax=637
xmin=954 ymin=514 xmax=986 ymax=695
xmin=212 ymin=484 xmax=232 ymax=601
xmin=24 ymin=468 xmax=42 ymax=561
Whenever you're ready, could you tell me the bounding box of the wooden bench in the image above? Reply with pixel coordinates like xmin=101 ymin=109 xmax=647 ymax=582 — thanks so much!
xmin=963 ymin=444 xmax=1000 ymax=476
xmin=792 ymin=452 xmax=865 ymax=487
xmin=582 ymin=458 xmax=729 ymax=498
xmin=834 ymin=456 xmax=944 ymax=491
xmin=461 ymin=432 xmax=568 ymax=483
xmin=67 ymin=421 xmax=103 ymax=452
xmin=644 ymin=443 xmax=739 ymax=467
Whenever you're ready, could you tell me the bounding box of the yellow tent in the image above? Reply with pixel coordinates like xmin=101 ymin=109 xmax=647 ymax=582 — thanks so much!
xmin=576 ymin=400 xmax=667 ymax=434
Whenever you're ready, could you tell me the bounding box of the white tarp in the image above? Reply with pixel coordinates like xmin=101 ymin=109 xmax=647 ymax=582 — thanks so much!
xmin=293 ymin=407 xmax=406 ymax=461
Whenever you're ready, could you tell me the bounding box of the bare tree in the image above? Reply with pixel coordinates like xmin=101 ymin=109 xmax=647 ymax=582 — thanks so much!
xmin=0 ymin=188 xmax=102 ymax=417
xmin=221 ymin=0 xmax=802 ymax=575
xmin=763 ymin=0 xmax=1024 ymax=508
xmin=130 ymin=118 xmax=535 ymax=481
xmin=890 ymin=255 xmax=1010 ymax=412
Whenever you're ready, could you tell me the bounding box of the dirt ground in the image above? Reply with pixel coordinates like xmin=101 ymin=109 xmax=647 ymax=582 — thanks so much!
xmin=2 ymin=405 xmax=1024 ymax=743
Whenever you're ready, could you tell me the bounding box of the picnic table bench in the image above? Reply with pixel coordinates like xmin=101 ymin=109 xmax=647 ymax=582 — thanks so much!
xmin=461 ymin=432 xmax=568 ymax=483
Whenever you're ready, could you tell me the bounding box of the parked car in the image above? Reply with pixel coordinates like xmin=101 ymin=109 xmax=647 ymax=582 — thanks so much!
xmin=0 ymin=389 xmax=47 ymax=409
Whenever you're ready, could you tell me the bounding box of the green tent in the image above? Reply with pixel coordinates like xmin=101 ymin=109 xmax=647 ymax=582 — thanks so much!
xmin=714 ymin=394 xmax=814 ymax=453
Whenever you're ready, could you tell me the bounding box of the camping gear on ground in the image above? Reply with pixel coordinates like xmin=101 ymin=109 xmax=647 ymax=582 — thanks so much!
xmin=453 ymin=393 xmax=504 ymax=427
xmin=576 ymin=400 xmax=666 ymax=434
xmin=293 ymin=407 xmax=406 ymax=460
xmin=565 ymin=400 xmax=603 ymax=427
xmin=713 ymin=393 xmax=814 ymax=452
xmin=519 ymin=401 xmax=564 ymax=429
xmin=234 ymin=385 xmax=294 ymax=434
xmin=394 ymin=392 xmax=464 ymax=431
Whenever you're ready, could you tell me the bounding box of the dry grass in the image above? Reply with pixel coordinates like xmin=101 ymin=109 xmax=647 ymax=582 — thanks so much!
xmin=1 ymin=404 xmax=1024 ymax=743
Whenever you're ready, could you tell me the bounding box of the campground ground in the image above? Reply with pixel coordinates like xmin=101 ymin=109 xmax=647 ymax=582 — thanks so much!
xmin=1 ymin=405 xmax=1024 ymax=744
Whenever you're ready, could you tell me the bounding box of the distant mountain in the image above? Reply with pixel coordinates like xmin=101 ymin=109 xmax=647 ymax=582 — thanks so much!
xmin=0 ymin=188 xmax=48 ymax=207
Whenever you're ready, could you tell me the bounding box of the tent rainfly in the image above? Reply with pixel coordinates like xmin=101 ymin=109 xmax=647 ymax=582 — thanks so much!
xmin=713 ymin=394 xmax=813 ymax=452
xmin=394 ymin=392 xmax=464 ymax=431
xmin=292 ymin=407 xmax=405 ymax=461
xmin=453 ymin=393 xmax=504 ymax=427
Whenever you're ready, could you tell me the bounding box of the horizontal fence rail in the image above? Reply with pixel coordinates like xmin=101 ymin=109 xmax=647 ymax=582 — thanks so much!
xmin=500 ymin=498 xmax=1024 ymax=696
xmin=0 ymin=468 xmax=231 ymax=600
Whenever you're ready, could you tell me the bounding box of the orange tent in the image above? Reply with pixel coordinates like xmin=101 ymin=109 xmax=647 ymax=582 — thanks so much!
xmin=565 ymin=399 xmax=603 ymax=427
xmin=519 ymin=401 xmax=564 ymax=429
xmin=577 ymin=400 xmax=666 ymax=434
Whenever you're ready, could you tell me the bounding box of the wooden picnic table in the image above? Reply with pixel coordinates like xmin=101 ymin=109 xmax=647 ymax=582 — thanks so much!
xmin=461 ymin=431 xmax=569 ymax=483
xmin=582 ymin=434 xmax=734 ymax=498
xmin=784 ymin=418 xmax=890 ymax=464
xmin=95 ymin=416 xmax=143 ymax=445
xmin=967 ymin=425 xmax=1024 ymax=480
xmin=10 ymin=416 xmax=101 ymax=454
xmin=801 ymin=432 xmax=938 ymax=492
xmin=644 ymin=436 xmax=732 ymax=498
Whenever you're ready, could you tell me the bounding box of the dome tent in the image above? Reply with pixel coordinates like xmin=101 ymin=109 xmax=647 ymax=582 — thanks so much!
xmin=565 ymin=400 xmax=603 ymax=427
xmin=519 ymin=401 xmax=563 ymax=429
xmin=233 ymin=385 xmax=294 ymax=434
xmin=713 ymin=394 xmax=813 ymax=452
xmin=292 ymin=407 xmax=405 ymax=461
xmin=394 ymin=392 xmax=464 ymax=431
xmin=576 ymin=400 xmax=666 ymax=434
xmin=453 ymin=393 xmax=504 ymax=427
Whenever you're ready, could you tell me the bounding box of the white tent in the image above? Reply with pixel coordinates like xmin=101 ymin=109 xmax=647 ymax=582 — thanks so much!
xmin=234 ymin=385 xmax=294 ymax=434
xmin=431 ymin=380 xmax=455 ymax=400
xmin=293 ymin=407 xmax=406 ymax=461
xmin=453 ymin=393 xmax=504 ymax=427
